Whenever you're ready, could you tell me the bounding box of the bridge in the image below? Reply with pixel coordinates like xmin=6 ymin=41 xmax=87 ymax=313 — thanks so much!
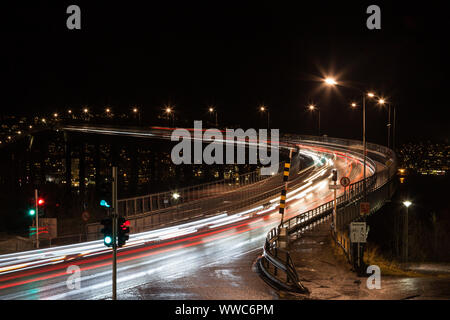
xmin=0 ymin=125 xmax=396 ymax=299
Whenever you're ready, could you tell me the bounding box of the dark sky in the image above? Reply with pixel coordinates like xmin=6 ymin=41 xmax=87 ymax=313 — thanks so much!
xmin=1 ymin=1 xmax=448 ymax=145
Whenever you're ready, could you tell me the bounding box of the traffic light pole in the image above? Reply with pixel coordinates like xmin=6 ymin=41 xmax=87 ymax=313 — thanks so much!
xmin=112 ymin=166 xmax=118 ymax=300
xmin=35 ymin=189 xmax=39 ymax=249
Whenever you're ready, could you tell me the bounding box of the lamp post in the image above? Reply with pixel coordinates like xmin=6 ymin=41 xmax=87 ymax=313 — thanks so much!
xmin=208 ymin=106 xmax=218 ymax=127
xmin=324 ymin=77 xmax=371 ymax=199
xmin=165 ymin=106 xmax=174 ymax=127
xmin=402 ymin=200 xmax=412 ymax=263
xmin=259 ymin=105 xmax=269 ymax=130
xmin=132 ymin=107 xmax=141 ymax=125
xmin=376 ymin=98 xmax=394 ymax=149
xmin=308 ymin=104 xmax=321 ymax=136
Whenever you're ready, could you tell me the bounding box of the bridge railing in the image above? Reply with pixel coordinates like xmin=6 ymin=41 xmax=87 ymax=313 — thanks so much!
xmin=117 ymin=165 xmax=279 ymax=217
xmin=259 ymin=137 xmax=396 ymax=290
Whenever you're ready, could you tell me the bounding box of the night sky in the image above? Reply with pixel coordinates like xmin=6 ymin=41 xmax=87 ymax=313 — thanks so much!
xmin=1 ymin=1 xmax=448 ymax=145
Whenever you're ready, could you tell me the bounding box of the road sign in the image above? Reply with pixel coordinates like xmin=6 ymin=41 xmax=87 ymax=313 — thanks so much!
xmin=329 ymin=184 xmax=341 ymax=190
xmin=82 ymin=211 xmax=90 ymax=222
xmin=350 ymin=222 xmax=367 ymax=243
xmin=360 ymin=202 xmax=370 ymax=215
xmin=340 ymin=176 xmax=350 ymax=187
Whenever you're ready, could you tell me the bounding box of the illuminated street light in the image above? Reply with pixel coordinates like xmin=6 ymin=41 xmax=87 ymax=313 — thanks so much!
xmin=133 ymin=107 xmax=138 ymax=113
xmin=83 ymin=108 xmax=88 ymax=113
xmin=106 ymin=108 xmax=111 ymax=113
xmin=402 ymin=200 xmax=412 ymax=262
xmin=259 ymin=105 xmax=270 ymax=129
xmin=367 ymin=92 xmax=375 ymax=98
xmin=351 ymin=102 xmax=357 ymax=108
xmin=378 ymin=98 xmax=385 ymax=105
xmin=308 ymin=104 xmax=321 ymax=135
xmin=208 ymin=106 xmax=218 ymax=127
xmin=68 ymin=109 xmax=72 ymax=114
xmin=324 ymin=77 xmax=337 ymax=85
xmin=41 ymin=118 xmax=46 ymax=123
xmin=172 ymin=192 xmax=180 ymax=200
xmin=53 ymin=113 xmax=58 ymax=118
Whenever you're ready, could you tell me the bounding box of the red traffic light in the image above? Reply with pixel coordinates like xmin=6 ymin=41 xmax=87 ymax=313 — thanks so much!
xmin=37 ymin=198 xmax=45 ymax=205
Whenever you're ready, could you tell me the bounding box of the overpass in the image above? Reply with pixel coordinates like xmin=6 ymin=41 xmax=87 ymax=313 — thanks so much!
xmin=0 ymin=125 xmax=395 ymax=299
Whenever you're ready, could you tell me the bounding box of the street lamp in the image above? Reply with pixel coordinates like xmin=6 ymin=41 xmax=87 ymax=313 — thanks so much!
xmin=132 ymin=107 xmax=141 ymax=125
xmin=376 ymin=98 xmax=395 ymax=149
xmin=208 ymin=106 xmax=218 ymax=127
xmin=259 ymin=105 xmax=270 ymax=130
xmin=402 ymin=200 xmax=412 ymax=262
xmin=308 ymin=104 xmax=321 ymax=136
xmin=165 ymin=106 xmax=175 ymax=127
xmin=323 ymin=78 xmax=372 ymax=199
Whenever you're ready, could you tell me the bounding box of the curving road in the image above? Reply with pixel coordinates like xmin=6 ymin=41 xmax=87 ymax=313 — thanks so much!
xmin=0 ymin=129 xmax=375 ymax=300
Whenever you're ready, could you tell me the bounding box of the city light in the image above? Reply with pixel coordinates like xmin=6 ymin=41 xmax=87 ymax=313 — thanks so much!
xmin=324 ymin=77 xmax=337 ymax=85
xmin=403 ymin=200 xmax=412 ymax=208
xmin=351 ymin=102 xmax=357 ymax=107
xmin=308 ymin=104 xmax=316 ymax=111
xmin=172 ymin=192 xmax=180 ymax=200
xmin=367 ymin=92 xmax=375 ymax=97
xmin=378 ymin=98 xmax=385 ymax=104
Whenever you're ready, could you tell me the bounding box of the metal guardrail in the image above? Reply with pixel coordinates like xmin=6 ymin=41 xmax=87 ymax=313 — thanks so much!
xmin=117 ymin=168 xmax=274 ymax=217
xmin=259 ymin=137 xmax=396 ymax=291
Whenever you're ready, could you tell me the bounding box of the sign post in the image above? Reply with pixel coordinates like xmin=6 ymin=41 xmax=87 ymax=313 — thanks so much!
xmin=34 ymin=189 xmax=39 ymax=249
xmin=112 ymin=166 xmax=118 ymax=300
xmin=360 ymin=202 xmax=370 ymax=216
xmin=340 ymin=176 xmax=350 ymax=200
xmin=350 ymin=222 xmax=369 ymax=271
xmin=329 ymin=169 xmax=340 ymax=233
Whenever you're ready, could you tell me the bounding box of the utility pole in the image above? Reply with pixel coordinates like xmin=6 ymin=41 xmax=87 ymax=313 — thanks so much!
xmin=393 ymin=106 xmax=396 ymax=151
xmin=112 ymin=166 xmax=118 ymax=300
xmin=34 ymin=189 xmax=39 ymax=249
xmin=363 ymin=94 xmax=366 ymax=200
xmin=387 ymin=104 xmax=391 ymax=149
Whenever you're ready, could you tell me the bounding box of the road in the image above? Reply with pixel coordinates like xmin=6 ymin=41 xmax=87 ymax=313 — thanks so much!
xmin=0 ymin=144 xmax=373 ymax=299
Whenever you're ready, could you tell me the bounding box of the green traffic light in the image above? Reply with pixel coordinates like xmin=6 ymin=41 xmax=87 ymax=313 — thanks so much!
xmin=28 ymin=209 xmax=36 ymax=216
xmin=104 ymin=235 xmax=112 ymax=245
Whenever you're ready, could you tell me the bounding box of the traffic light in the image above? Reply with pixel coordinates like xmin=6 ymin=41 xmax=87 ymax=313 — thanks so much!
xmin=332 ymin=169 xmax=338 ymax=182
xmin=117 ymin=217 xmax=130 ymax=247
xmin=28 ymin=208 xmax=36 ymax=216
xmin=98 ymin=180 xmax=112 ymax=210
xmin=101 ymin=218 xmax=113 ymax=247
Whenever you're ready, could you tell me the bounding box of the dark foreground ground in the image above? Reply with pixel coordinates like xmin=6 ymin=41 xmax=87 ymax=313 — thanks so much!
xmin=287 ymin=219 xmax=450 ymax=300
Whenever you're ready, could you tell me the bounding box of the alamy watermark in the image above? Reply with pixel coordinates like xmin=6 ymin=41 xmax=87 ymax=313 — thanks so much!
xmin=170 ymin=121 xmax=279 ymax=176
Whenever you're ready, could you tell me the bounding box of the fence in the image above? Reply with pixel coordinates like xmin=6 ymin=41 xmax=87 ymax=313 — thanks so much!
xmin=259 ymin=137 xmax=396 ymax=290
